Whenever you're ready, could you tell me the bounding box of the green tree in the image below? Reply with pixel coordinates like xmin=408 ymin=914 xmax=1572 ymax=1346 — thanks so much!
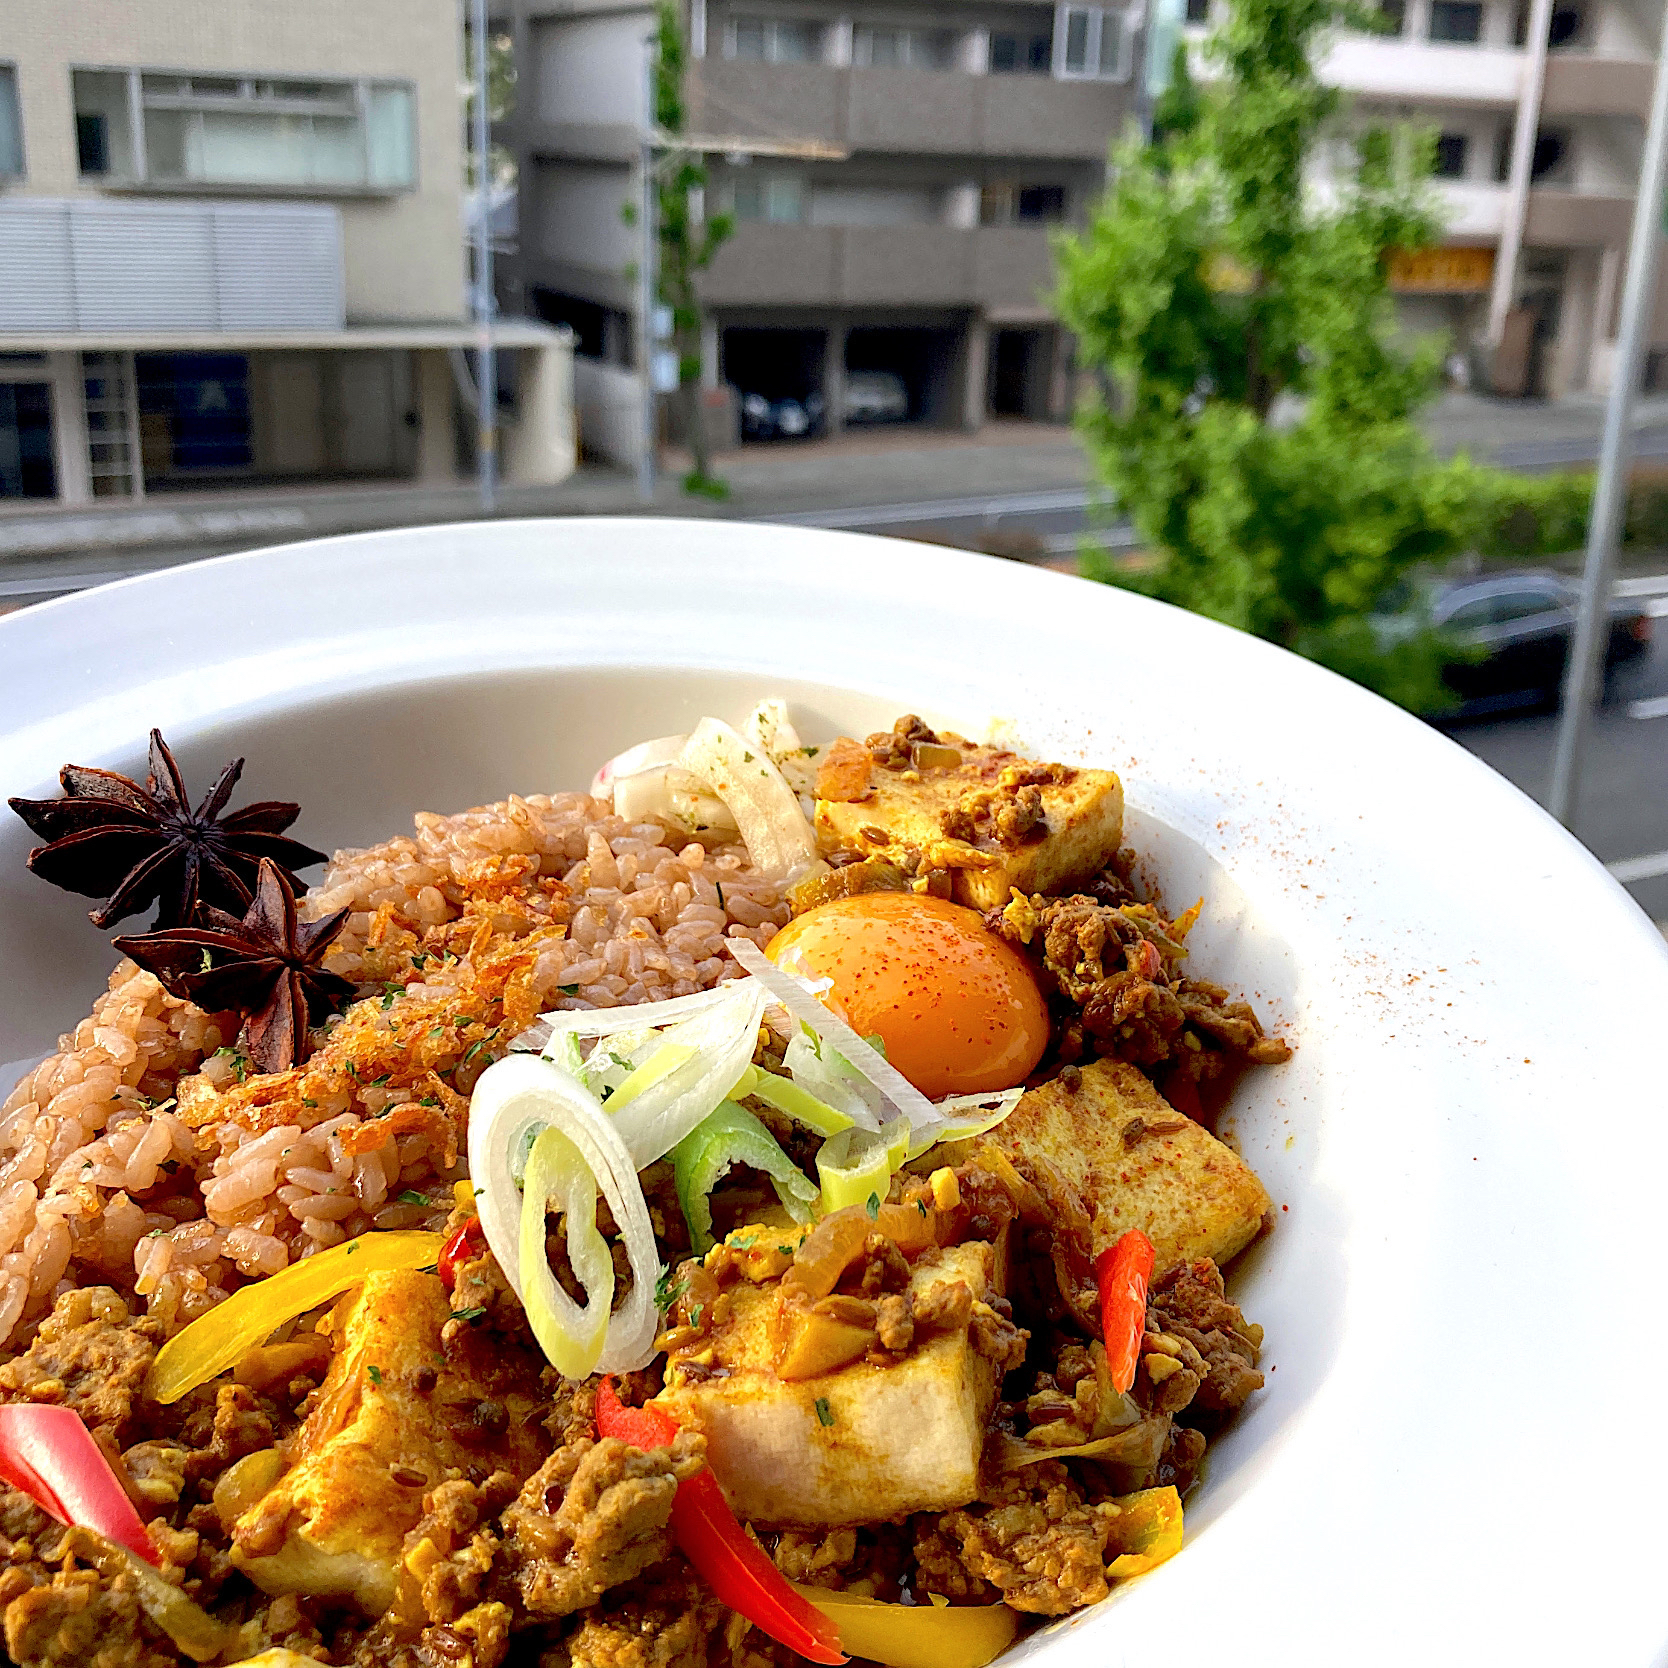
xmin=633 ymin=1 xmax=735 ymax=498
xmin=1055 ymin=0 xmax=1511 ymax=709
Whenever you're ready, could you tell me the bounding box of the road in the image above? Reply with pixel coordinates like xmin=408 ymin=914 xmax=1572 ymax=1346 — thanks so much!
xmin=1436 ymin=610 xmax=1668 ymax=926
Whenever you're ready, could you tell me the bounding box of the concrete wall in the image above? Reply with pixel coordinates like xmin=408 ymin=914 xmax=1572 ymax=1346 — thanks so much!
xmin=530 ymin=12 xmax=648 ymax=127
xmin=572 ymin=354 xmax=643 ymax=467
xmin=3 ymin=0 xmax=465 ymax=324
xmin=530 ymin=161 xmax=637 ymax=278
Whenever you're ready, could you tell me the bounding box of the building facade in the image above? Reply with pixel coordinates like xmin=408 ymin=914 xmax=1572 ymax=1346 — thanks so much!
xmin=500 ymin=0 xmax=1142 ymax=458
xmin=1301 ymin=0 xmax=1668 ymax=397
xmin=0 ymin=0 xmax=573 ymax=507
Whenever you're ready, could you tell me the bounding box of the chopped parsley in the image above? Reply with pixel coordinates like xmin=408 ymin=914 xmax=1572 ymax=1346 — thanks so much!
xmin=730 ymin=1233 xmax=757 ymax=1251
xmin=689 ymin=1304 xmax=705 ymax=1328
xmin=366 ymin=1364 xmax=384 ymax=1386
xmin=654 ymin=1267 xmax=687 ymax=1310
xmin=381 ymin=982 xmax=403 ymax=1009
xmin=451 ymin=1306 xmax=487 ymax=1323
xmin=814 ymin=1398 xmax=835 ymax=1427
xmin=559 ymin=985 xmax=581 ymax=996
xmin=462 ymin=1028 xmax=503 ymax=1066
xmin=397 ymin=1190 xmax=429 ymax=1206
xmin=743 ymin=751 xmax=755 ymax=763
xmin=345 ymin=1241 xmax=360 ymax=1256
xmin=211 ymin=1046 xmax=249 ymax=1082
xmin=776 ymin=1244 xmax=796 ymax=1257
xmin=865 ymin=1192 xmax=881 ymax=1220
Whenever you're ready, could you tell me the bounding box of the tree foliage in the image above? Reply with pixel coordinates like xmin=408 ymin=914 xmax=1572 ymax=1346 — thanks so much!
xmin=649 ymin=1 xmax=735 ymax=496
xmin=1056 ymin=0 xmax=1541 ymax=710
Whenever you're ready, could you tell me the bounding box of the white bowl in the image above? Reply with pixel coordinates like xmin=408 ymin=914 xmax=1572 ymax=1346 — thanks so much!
xmin=2 ymin=519 xmax=1665 ymax=1667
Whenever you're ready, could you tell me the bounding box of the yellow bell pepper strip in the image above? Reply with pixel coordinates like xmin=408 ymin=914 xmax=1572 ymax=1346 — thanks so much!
xmin=1105 ymin=1485 xmax=1184 ymax=1578
xmin=147 ymin=1230 xmax=444 ymax=1404
xmin=672 ymin=1100 xmax=820 ymax=1254
xmin=1094 ymin=1229 xmax=1155 ymax=1396
xmin=789 ymin=1584 xmax=1019 ymax=1668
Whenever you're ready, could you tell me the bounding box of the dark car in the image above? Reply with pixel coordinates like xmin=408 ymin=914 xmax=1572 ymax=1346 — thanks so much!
xmin=738 ymin=391 xmax=825 ymax=442
xmin=1393 ymin=572 xmax=1653 ymax=715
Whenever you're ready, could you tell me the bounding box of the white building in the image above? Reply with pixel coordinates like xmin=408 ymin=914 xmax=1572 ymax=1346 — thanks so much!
xmin=1277 ymin=0 xmax=1667 ymax=396
xmin=0 ymin=0 xmax=573 ymax=508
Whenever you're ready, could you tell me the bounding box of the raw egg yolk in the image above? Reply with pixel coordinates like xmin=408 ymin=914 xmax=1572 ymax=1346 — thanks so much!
xmin=766 ymin=892 xmax=1049 ymax=1099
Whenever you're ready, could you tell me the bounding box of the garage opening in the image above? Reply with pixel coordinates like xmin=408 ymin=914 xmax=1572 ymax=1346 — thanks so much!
xmin=722 ymin=327 xmax=827 ymax=441
xmin=990 ymin=328 xmax=1055 ymax=420
xmin=844 ymin=326 xmax=960 ymax=427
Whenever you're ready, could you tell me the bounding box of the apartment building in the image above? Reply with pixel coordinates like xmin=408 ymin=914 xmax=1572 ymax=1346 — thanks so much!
xmin=0 ymin=0 xmax=572 ymax=507
xmin=1300 ymin=0 xmax=1667 ymax=397
xmin=499 ymin=1 xmax=1142 ymax=458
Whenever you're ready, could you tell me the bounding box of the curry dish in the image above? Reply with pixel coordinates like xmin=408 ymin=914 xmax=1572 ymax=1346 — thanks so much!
xmin=0 ymin=704 xmax=1288 ymax=1668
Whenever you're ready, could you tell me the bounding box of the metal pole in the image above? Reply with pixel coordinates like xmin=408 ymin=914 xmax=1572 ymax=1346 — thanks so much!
xmin=637 ymin=32 xmax=658 ymax=504
xmin=1548 ymin=8 xmax=1668 ymax=828
xmin=471 ymin=0 xmax=498 ymax=512
xmin=1485 ymin=0 xmax=1553 ymax=350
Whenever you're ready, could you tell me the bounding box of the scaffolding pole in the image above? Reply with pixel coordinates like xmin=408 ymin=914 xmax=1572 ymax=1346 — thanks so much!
xmin=1548 ymin=10 xmax=1668 ymax=828
xmin=471 ymin=0 xmax=498 ymax=513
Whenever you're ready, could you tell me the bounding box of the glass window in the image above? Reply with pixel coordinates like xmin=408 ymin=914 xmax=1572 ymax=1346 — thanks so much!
xmin=1058 ymin=8 xmax=1132 ymax=79
xmin=72 ymin=67 xmax=415 ymax=190
xmin=1017 ymin=184 xmax=1066 ymax=222
xmin=1186 ymin=0 xmax=1210 ymax=20
xmin=1443 ymin=598 xmax=1493 ymax=631
xmin=0 ymin=383 xmax=57 ymax=500
xmin=1492 ymin=590 xmax=1561 ymax=622
xmin=0 ymin=65 xmax=22 ymax=177
xmin=1433 ymin=133 xmax=1468 ymax=178
xmin=1428 ymin=1 xmax=1483 ymax=41
xmin=855 ymin=26 xmax=955 ymax=68
xmin=1530 ymin=127 xmax=1568 ymax=182
xmin=1377 ymin=0 xmax=1406 ymax=30
xmin=989 ymin=31 xmax=1053 ymax=72
xmin=731 ymin=174 xmax=804 ymax=223
xmin=728 ymin=17 xmax=821 ymax=63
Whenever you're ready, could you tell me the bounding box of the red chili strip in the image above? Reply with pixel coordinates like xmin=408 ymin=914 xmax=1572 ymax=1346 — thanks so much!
xmin=0 ymin=1405 xmax=158 ymax=1565
xmin=597 ymin=1379 xmax=846 ymax=1664
xmin=1094 ymin=1228 xmax=1156 ymax=1397
xmin=437 ymin=1215 xmax=485 ymax=1290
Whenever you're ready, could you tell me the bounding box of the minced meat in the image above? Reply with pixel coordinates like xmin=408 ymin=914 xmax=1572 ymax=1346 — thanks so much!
xmin=0 ymin=1288 xmax=159 ymax=1445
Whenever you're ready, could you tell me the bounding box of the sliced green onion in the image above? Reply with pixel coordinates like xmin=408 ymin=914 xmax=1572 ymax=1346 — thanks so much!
xmin=608 ymin=1042 xmax=698 ymax=1111
xmin=519 ymin=1125 xmax=613 ymax=1379
xmin=816 ymin=1122 xmax=909 ymax=1216
xmin=673 ymin=1101 xmax=820 ymax=1254
xmin=739 ymin=1065 xmax=854 ymax=1138
xmin=905 ymin=1088 xmax=1025 ymax=1160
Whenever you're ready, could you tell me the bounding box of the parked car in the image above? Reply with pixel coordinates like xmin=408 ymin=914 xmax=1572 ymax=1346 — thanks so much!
xmin=842 ymin=370 xmax=910 ymax=425
xmin=738 ymin=391 xmax=825 ymax=442
xmin=1375 ymin=571 xmax=1653 ymax=715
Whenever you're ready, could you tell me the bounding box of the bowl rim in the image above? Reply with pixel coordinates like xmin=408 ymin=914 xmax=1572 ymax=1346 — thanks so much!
xmin=3 ymin=517 xmax=1667 ymax=1668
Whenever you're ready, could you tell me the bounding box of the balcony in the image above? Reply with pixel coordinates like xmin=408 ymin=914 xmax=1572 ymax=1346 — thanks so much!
xmin=1542 ymin=55 xmax=1656 ymax=119
xmin=1524 ymin=188 xmax=1632 ymax=246
xmin=0 ymin=199 xmax=345 ymax=335
xmin=698 ymin=222 xmax=1058 ymax=311
xmin=1318 ymin=36 xmax=1526 ymax=105
xmin=688 ymin=60 xmax=1125 ymax=160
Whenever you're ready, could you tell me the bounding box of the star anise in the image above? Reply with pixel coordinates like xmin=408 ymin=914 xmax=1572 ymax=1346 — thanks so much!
xmin=115 ymin=859 xmax=354 ymax=1075
xmin=8 ymin=728 xmax=326 ymax=930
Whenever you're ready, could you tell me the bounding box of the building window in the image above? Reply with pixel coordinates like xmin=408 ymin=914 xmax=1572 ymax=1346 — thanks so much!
xmin=0 ymin=65 xmax=23 ymax=178
xmin=1427 ymin=1 xmax=1483 ymax=42
xmin=1058 ymin=7 xmax=1134 ymax=80
xmin=989 ymin=31 xmax=1053 ymax=73
xmin=1433 ymin=133 xmax=1468 ymax=178
xmin=1529 ymin=127 xmax=1569 ymax=182
xmin=731 ymin=174 xmax=806 ymax=224
xmin=1376 ymin=0 xmax=1406 ymax=33
xmin=854 ymin=26 xmax=955 ymax=69
xmin=727 ymin=18 xmax=823 ymax=63
xmin=982 ymin=183 xmax=1067 ymax=225
xmin=1185 ymin=0 xmax=1210 ymax=22
xmin=0 ymin=382 xmax=57 ymax=500
xmin=70 ymin=68 xmax=416 ymax=191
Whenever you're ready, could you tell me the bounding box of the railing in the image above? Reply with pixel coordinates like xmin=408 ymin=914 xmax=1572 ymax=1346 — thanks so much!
xmin=0 ymin=198 xmax=345 ymax=335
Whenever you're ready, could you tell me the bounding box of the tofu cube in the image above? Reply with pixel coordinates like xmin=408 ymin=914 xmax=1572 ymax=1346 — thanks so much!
xmin=815 ymin=735 xmax=1124 ymax=912
xmin=232 ymin=1268 xmax=542 ymax=1616
xmin=654 ymin=1242 xmax=999 ymax=1527
xmin=992 ymin=1058 xmax=1270 ymax=1274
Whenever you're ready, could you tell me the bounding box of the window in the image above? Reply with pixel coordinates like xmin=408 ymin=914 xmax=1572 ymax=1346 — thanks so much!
xmin=70 ymin=68 xmax=416 ymax=190
xmin=854 ymin=26 xmax=955 ymax=69
xmin=1428 ymin=1 xmax=1483 ymax=42
xmin=731 ymin=174 xmax=805 ymax=223
xmin=1059 ymin=7 xmax=1133 ymax=80
xmin=0 ymin=65 xmax=22 ymax=178
xmin=1530 ymin=127 xmax=1568 ymax=182
xmin=989 ymin=31 xmax=1053 ymax=73
xmin=1377 ymin=0 xmax=1407 ymax=33
xmin=1185 ymin=0 xmax=1210 ymax=22
xmin=1492 ymin=590 xmax=1562 ymax=623
xmin=1514 ymin=2 xmax=1584 ymax=45
xmin=982 ymin=183 xmax=1067 ymax=225
xmin=1433 ymin=133 xmax=1469 ymax=178
xmin=727 ymin=17 xmax=823 ymax=63
xmin=0 ymin=383 xmax=56 ymax=500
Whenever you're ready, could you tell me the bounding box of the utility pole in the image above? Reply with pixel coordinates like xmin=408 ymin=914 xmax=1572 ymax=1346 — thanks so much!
xmin=638 ymin=31 xmax=659 ymax=505
xmin=1548 ymin=9 xmax=1668 ymax=828
xmin=471 ymin=0 xmax=498 ymax=513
